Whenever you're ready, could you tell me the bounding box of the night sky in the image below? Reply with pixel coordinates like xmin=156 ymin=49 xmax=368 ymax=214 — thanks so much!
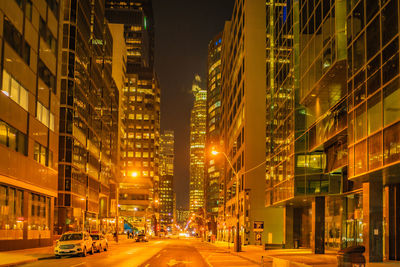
xmin=152 ymin=0 xmax=234 ymax=209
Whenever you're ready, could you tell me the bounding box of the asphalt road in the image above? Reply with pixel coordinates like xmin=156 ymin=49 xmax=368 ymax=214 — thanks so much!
xmin=21 ymin=238 xmax=261 ymax=267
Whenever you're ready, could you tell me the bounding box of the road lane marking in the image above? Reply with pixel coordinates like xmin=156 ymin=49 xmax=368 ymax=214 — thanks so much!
xmin=156 ymin=254 xmax=161 ymax=258
xmin=71 ymin=262 xmax=86 ymax=267
xmin=166 ymin=259 xmax=192 ymax=266
xmin=144 ymin=264 xmax=150 ymax=267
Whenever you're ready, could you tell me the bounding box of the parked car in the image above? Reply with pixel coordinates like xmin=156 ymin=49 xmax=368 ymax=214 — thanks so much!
xmin=55 ymin=231 xmax=94 ymax=258
xmin=135 ymin=233 xmax=148 ymax=242
xmin=90 ymin=233 xmax=109 ymax=252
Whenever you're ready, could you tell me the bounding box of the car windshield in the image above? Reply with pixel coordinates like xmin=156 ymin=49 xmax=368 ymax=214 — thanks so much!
xmin=60 ymin=233 xmax=82 ymax=241
xmin=90 ymin=235 xmax=99 ymax=240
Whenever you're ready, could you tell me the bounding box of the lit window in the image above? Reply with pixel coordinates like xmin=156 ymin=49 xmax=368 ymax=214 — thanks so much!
xmin=2 ymin=70 xmax=28 ymax=111
xmin=36 ymin=102 xmax=54 ymax=131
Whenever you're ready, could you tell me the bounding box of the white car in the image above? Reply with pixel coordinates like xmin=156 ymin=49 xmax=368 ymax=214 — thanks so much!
xmin=55 ymin=231 xmax=94 ymax=257
xmin=90 ymin=233 xmax=108 ymax=252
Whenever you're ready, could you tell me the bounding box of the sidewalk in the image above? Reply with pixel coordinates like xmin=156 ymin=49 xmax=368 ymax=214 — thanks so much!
xmin=210 ymin=241 xmax=400 ymax=267
xmin=0 ymin=235 xmax=132 ymax=267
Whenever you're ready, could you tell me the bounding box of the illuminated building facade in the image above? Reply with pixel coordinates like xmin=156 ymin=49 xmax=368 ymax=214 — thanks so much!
xmin=265 ymin=0 xmax=400 ymax=262
xmin=0 ymin=0 xmax=61 ymax=250
xmin=206 ymin=33 xmax=223 ymax=226
xmin=189 ymin=75 xmax=207 ymax=214
xmin=218 ymin=0 xmax=284 ymax=246
xmin=105 ymin=0 xmax=161 ymax=234
xmin=56 ymin=0 xmax=119 ymax=234
xmin=159 ymin=130 xmax=174 ymax=230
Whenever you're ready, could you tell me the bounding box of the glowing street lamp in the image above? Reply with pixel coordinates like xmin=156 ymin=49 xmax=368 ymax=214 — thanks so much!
xmin=211 ymin=148 xmax=241 ymax=252
xmin=80 ymin=198 xmax=86 ymax=231
xmin=131 ymin=171 xmax=138 ymax=178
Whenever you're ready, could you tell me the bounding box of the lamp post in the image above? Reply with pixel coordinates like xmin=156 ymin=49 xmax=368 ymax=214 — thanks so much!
xmin=80 ymin=198 xmax=86 ymax=232
xmin=211 ymin=150 xmax=241 ymax=252
xmin=133 ymin=207 xmax=138 ymax=230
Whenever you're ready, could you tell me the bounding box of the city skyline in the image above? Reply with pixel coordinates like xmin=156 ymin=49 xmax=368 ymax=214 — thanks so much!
xmin=153 ymin=0 xmax=234 ymax=209
xmin=1 ymin=0 xmax=400 ymax=265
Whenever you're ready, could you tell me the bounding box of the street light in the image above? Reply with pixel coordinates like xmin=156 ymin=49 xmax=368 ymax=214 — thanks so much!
xmin=211 ymin=149 xmax=241 ymax=252
xmin=131 ymin=171 xmax=138 ymax=178
xmin=80 ymin=198 xmax=86 ymax=232
xmin=133 ymin=207 xmax=138 ymax=233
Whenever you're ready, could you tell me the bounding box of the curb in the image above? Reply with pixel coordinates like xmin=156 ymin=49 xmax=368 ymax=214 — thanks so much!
xmin=207 ymin=242 xmax=314 ymax=267
xmin=0 ymin=258 xmax=38 ymax=267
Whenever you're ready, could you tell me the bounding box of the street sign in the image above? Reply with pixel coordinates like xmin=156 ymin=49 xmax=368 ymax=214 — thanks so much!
xmin=255 ymin=233 xmax=262 ymax=241
xmin=254 ymin=221 xmax=264 ymax=232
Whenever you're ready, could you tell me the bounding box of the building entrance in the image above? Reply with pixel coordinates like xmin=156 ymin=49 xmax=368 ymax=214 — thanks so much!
xmin=388 ymin=184 xmax=400 ymax=261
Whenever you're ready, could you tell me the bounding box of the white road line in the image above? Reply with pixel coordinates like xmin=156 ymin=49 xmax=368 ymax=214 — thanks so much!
xmin=144 ymin=264 xmax=150 ymax=267
xmin=71 ymin=262 xmax=86 ymax=267
xmin=156 ymin=254 xmax=161 ymax=258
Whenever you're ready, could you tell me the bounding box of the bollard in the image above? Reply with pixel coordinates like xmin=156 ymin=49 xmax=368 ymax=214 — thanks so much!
xmin=261 ymin=256 xmax=264 ymax=267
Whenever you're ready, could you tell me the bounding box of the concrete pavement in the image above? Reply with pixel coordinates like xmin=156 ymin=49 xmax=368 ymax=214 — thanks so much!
xmin=210 ymin=241 xmax=400 ymax=267
xmin=1 ymin=237 xmax=399 ymax=266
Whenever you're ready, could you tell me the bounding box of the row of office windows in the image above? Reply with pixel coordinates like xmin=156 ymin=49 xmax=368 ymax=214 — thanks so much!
xmin=2 ymin=70 xmax=28 ymax=111
xmin=3 ymin=17 xmax=56 ymax=94
xmin=0 ymin=121 xmax=27 ymax=156
xmin=0 ymin=121 xmax=53 ymax=167
xmin=3 ymin=17 xmax=30 ymax=65
xmin=3 ymin=70 xmax=56 ymax=132
xmin=36 ymin=102 xmax=55 ymax=132
xmin=33 ymin=142 xmax=53 ymax=168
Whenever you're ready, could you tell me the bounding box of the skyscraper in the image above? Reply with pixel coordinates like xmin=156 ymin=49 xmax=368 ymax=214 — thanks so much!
xmin=56 ymin=0 xmax=120 ymax=234
xmin=189 ymin=75 xmax=207 ymax=214
xmin=206 ymin=33 xmax=223 ymax=236
xmin=265 ymin=0 xmax=400 ymax=262
xmin=105 ymin=0 xmax=161 ymax=234
xmin=159 ymin=130 xmax=174 ymax=230
xmin=0 ymin=0 xmax=61 ymax=250
xmin=218 ymin=0 xmax=284 ymax=246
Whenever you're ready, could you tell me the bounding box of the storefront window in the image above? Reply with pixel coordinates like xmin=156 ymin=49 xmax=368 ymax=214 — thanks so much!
xmin=28 ymin=193 xmax=50 ymax=231
xmin=342 ymin=194 xmax=363 ymax=248
xmin=325 ymin=197 xmax=342 ymax=249
xmin=0 ymin=185 xmax=23 ymax=240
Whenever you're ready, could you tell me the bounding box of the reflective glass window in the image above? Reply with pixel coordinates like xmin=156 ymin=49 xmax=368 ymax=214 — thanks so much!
xmin=384 ymin=121 xmax=400 ymax=164
xmin=368 ymin=132 xmax=382 ymax=170
xmin=367 ymin=92 xmax=382 ymax=134
xmin=383 ymin=78 xmax=400 ymax=126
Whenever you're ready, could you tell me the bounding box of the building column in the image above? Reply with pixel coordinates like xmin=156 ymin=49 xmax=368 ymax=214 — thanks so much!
xmin=311 ymin=196 xmax=325 ymax=254
xmin=284 ymin=206 xmax=294 ymax=248
xmin=23 ymin=191 xmax=30 ymax=242
xmin=363 ymin=181 xmax=383 ymax=262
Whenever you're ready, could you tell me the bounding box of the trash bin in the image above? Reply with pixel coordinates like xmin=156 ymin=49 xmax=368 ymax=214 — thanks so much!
xmin=337 ymin=246 xmax=365 ymax=267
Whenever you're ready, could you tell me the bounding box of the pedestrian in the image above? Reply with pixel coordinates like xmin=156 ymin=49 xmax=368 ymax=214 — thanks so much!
xmin=127 ymin=230 xmax=130 ymax=239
